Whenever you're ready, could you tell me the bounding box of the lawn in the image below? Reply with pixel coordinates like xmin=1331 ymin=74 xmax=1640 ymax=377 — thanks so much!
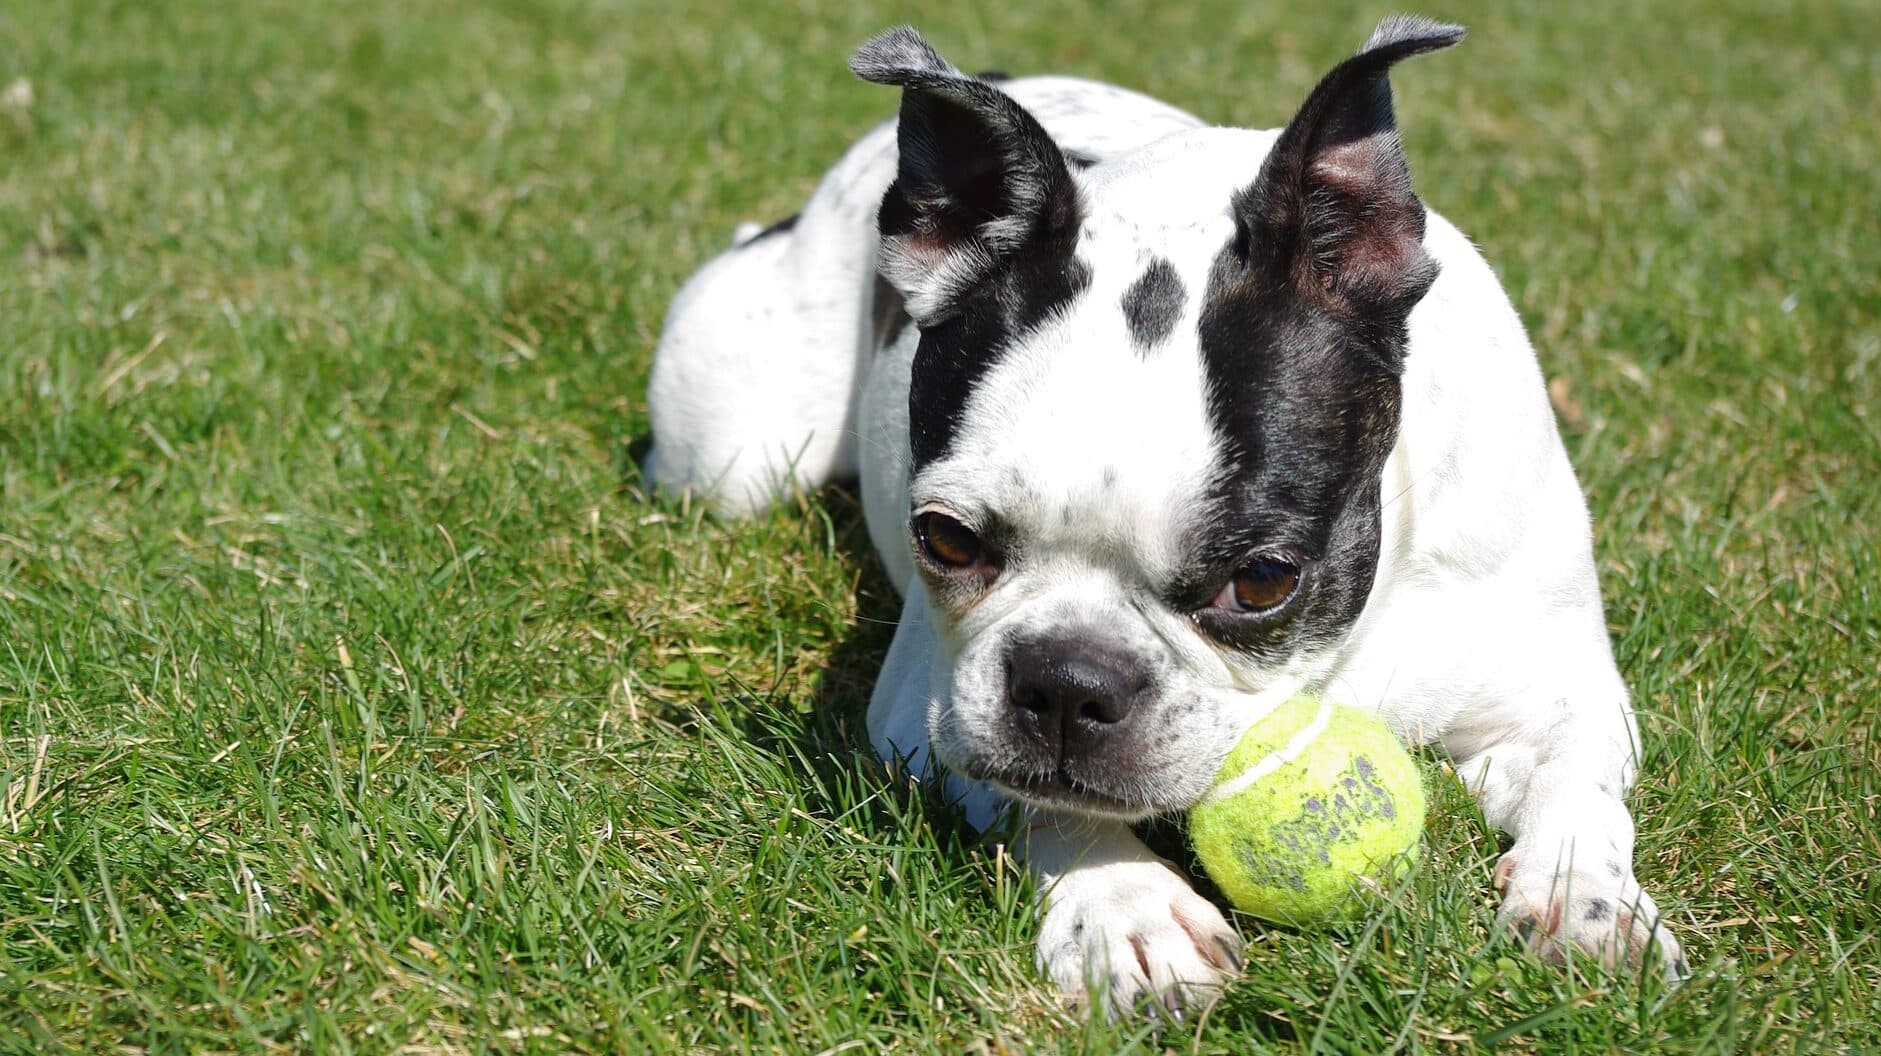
xmin=1 ymin=0 xmax=1876 ymax=1052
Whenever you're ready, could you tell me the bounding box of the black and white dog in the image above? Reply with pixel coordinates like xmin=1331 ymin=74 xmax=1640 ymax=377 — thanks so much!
xmin=646 ymin=17 xmax=1685 ymax=1014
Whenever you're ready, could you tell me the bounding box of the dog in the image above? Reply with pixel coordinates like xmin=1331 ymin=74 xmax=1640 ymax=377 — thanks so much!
xmin=645 ymin=16 xmax=1686 ymax=1015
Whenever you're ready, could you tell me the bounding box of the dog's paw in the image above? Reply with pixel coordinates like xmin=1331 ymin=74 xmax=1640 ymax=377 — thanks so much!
xmin=1493 ymin=850 xmax=1688 ymax=980
xmin=1035 ymin=859 xmax=1243 ymax=1018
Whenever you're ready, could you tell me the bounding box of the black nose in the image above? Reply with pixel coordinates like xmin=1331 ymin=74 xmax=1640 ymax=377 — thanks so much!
xmin=1007 ymin=637 xmax=1147 ymax=757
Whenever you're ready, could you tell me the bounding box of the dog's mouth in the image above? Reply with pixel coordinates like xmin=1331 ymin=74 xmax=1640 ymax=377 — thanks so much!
xmin=973 ymin=764 xmax=1158 ymax=820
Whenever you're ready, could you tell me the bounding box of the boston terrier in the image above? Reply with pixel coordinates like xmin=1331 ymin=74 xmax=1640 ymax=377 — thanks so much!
xmin=645 ymin=16 xmax=1686 ymax=1016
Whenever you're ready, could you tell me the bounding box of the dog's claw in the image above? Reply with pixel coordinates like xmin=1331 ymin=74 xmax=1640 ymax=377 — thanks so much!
xmin=1213 ymin=932 xmax=1245 ymax=972
xmin=1492 ymin=854 xmax=1518 ymax=893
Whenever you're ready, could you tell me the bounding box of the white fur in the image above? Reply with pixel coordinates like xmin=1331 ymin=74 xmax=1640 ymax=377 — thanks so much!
xmin=648 ymin=74 xmax=1683 ymax=1013
xmin=648 ymin=79 xmax=1199 ymax=515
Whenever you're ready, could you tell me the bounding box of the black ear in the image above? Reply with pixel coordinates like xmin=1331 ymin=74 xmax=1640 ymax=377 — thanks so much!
xmin=1234 ymin=16 xmax=1463 ymax=329
xmin=852 ymin=27 xmax=1081 ymax=322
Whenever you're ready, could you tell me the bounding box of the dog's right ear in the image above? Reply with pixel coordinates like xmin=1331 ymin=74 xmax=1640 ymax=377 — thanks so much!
xmin=1228 ymin=17 xmax=1464 ymax=346
xmin=852 ymin=28 xmax=1081 ymax=323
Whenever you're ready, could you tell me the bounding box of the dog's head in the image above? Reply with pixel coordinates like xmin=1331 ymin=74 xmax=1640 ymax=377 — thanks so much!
xmin=854 ymin=19 xmax=1461 ymax=818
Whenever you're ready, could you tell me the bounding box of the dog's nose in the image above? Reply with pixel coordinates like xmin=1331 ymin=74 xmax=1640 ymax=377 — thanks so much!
xmin=1007 ymin=638 xmax=1146 ymax=756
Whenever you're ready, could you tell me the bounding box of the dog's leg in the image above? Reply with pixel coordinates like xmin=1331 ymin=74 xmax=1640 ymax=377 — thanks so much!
xmin=1356 ymin=252 xmax=1687 ymax=977
xmin=1444 ymin=679 xmax=1688 ymax=978
xmin=1021 ymin=815 xmax=1243 ymax=1017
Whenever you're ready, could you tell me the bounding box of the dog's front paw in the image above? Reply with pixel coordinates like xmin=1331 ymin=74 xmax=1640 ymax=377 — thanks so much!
xmin=1035 ymin=859 xmax=1243 ymax=1018
xmin=1493 ymin=849 xmax=1688 ymax=980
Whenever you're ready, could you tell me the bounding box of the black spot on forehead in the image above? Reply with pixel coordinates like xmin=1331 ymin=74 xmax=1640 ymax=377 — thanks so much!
xmin=1121 ymin=257 xmax=1185 ymax=354
xmin=908 ymin=247 xmax=1091 ymax=470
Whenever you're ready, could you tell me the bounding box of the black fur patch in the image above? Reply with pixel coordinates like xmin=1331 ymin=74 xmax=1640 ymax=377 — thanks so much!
xmin=1584 ymin=898 xmax=1611 ymax=922
xmin=1120 ymin=257 xmax=1184 ymax=352
xmin=1167 ymin=17 xmax=1460 ymax=660
xmin=908 ymin=247 xmax=1091 ymax=468
xmin=1177 ymin=246 xmax=1401 ymax=662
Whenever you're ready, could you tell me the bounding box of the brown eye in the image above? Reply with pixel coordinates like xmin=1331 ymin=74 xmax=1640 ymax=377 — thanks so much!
xmin=915 ymin=511 xmax=985 ymax=569
xmin=1213 ymin=558 xmax=1300 ymax=614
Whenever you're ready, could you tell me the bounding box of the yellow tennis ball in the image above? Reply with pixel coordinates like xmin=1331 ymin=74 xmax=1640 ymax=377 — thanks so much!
xmin=1190 ymin=694 xmax=1425 ymax=923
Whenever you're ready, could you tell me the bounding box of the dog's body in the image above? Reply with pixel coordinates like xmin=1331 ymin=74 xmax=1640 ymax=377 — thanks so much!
xmin=648 ymin=19 xmax=1684 ymax=1013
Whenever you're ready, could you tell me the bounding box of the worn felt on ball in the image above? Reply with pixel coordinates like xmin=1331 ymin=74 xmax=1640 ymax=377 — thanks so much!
xmin=1190 ymin=694 xmax=1425 ymax=923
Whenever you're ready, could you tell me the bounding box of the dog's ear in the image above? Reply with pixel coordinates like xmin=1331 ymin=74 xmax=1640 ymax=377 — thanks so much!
xmin=852 ymin=27 xmax=1081 ymax=323
xmin=1232 ymin=16 xmax=1463 ymax=344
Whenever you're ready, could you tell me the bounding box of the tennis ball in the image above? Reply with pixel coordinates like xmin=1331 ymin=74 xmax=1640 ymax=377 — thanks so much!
xmin=1190 ymin=694 xmax=1424 ymax=923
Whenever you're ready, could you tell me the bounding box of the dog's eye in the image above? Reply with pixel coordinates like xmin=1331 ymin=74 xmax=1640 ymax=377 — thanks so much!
xmin=1212 ymin=558 xmax=1300 ymax=614
xmin=915 ymin=511 xmax=986 ymax=570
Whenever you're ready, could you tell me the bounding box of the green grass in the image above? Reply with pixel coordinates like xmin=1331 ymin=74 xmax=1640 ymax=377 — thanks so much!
xmin=1 ymin=0 xmax=1876 ymax=1051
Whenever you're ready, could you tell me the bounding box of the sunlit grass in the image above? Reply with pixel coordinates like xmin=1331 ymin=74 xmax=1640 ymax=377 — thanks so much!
xmin=2 ymin=0 xmax=1875 ymax=1051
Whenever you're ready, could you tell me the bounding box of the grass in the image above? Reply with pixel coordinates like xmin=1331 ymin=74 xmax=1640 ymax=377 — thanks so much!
xmin=1 ymin=0 xmax=1876 ymax=1051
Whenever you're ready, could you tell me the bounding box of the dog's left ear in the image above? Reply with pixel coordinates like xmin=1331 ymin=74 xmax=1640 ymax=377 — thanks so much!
xmin=1233 ymin=16 xmax=1464 ymax=343
xmin=852 ymin=27 xmax=1081 ymax=323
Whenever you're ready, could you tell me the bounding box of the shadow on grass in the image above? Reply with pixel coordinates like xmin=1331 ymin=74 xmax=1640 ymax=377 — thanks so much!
xmin=705 ymin=482 xmax=998 ymax=857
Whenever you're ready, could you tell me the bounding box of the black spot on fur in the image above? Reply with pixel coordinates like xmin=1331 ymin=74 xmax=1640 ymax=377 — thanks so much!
xmin=1606 ymin=860 xmax=1625 ymax=879
xmin=1120 ymin=257 xmax=1184 ymax=353
xmin=1584 ymin=898 xmax=1611 ymax=922
xmin=740 ymin=213 xmax=798 ymax=245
